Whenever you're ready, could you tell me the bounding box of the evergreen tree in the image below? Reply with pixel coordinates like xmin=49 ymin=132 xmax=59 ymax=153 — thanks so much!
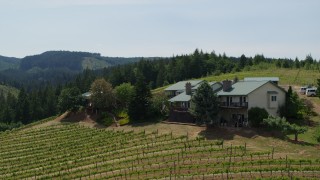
xmin=190 ymin=81 xmax=219 ymax=125
xmin=317 ymin=79 xmax=320 ymax=98
xmin=29 ymin=90 xmax=44 ymax=121
xmin=16 ymin=88 xmax=31 ymax=124
xmin=156 ymin=60 xmax=166 ymax=87
xmin=128 ymin=73 xmax=152 ymax=121
xmin=239 ymin=54 xmax=247 ymax=68
xmin=281 ymin=86 xmax=305 ymax=121
xmin=314 ymin=126 xmax=320 ymax=144
xmin=294 ymin=57 xmax=300 ymax=68
xmin=253 ymin=54 xmax=265 ymax=65
xmin=46 ymin=86 xmax=58 ymax=117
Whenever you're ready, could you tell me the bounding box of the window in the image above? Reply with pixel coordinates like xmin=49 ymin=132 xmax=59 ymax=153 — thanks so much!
xmin=271 ymin=96 xmax=277 ymax=102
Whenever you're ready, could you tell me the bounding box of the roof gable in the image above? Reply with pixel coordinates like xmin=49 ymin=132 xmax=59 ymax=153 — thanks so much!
xmin=168 ymin=92 xmax=191 ymax=102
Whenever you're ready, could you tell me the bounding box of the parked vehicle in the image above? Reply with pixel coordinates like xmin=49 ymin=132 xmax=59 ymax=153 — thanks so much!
xmin=306 ymin=88 xmax=317 ymax=97
xmin=299 ymin=86 xmax=307 ymax=94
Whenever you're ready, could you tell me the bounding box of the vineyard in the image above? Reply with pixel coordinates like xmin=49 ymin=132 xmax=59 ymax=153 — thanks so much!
xmin=0 ymin=123 xmax=320 ymax=179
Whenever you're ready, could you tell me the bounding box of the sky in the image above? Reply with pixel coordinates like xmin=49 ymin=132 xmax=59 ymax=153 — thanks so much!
xmin=0 ymin=0 xmax=319 ymax=59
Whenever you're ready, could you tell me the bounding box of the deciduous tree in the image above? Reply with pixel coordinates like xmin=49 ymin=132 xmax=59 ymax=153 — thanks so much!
xmin=58 ymin=87 xmax=81 ymax=113
xmin=114 ymin=83 xmax=134 ymax=109
xmin=263 ymin=116 xmax=307 ymax=141
xmin=90 ymin=78 xmax=115 ymax=110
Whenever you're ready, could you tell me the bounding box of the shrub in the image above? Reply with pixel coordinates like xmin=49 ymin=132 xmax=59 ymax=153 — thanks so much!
xmin=119 ymin=118 xmax=130 ymax=126
xmin=315 ymin=126 xmax=320 ymax=144
xmin=0 ymin=122 xmax=23 ymax=132
xmin=97 ymin=112 xmax=114 ymax=127
xmin=115 ymin=110 xmax=130 ymax=126
xmin=149 ymin=92 xmax=169 ymax=118
xmin=114 ymin=109 xmax=129 ymax=119
xmin=248 ymin=107 xmax=269 ymax=127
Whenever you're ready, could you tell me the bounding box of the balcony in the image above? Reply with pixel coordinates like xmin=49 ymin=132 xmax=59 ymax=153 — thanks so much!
xmin=220 ymin=102 xmax=248 ymax=108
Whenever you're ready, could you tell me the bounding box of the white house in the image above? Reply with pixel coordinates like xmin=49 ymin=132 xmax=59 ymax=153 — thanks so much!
xmin=217 ymin=80 xmax=286 ymax=127
xmin=165 ymin=77 xmax=286 ymax=126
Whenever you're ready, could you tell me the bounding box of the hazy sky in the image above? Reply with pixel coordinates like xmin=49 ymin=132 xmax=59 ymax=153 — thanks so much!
xmin=0 ymin=0 xmax=319 ymax=59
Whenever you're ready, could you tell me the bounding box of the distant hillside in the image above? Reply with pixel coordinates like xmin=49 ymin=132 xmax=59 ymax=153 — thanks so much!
xmin=0 ymin=55 xmax=20 ymax=71
xmin=0 ymin=51 xmax=148 ymax=89
xmin=19 ymin=51 xmax=143 ymax=72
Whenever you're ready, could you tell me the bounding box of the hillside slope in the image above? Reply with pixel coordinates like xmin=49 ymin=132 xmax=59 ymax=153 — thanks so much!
xmin=19 ymin=51 xmax=143 ymax=72
xmin=0 ymin=122 xmax=319 ymax=179
xmin=0 ymin=55 xmax=20 ymax=71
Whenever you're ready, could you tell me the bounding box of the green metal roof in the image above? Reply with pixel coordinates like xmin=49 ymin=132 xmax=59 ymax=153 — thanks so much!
xmin=164 ymin=80 xmax=203 ymax=91
xmin=191 ymin=81 xmax=219 ymax=90
xmin=169 ymin=92 xmax=191 ymax=102
xmin=244 ymin=77 xmax=279 ymax=82
xmin=217 ymin=81 xmax=269 ymax=96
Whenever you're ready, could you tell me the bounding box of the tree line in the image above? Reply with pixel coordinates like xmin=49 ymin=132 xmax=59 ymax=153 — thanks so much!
xmin=1 ymin=49 xmax=319 ymax=131
xmin=102 ymin=50 xmax=320 ymax=90
xmin=0 ymin=86 xmax=60 ymax=130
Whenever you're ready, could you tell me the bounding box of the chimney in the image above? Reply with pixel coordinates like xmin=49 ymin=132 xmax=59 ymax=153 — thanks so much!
xmin=185 ymin=82 xmax=192 ymax=95
xmin=222 ymin=80 xmax=232 ymax=91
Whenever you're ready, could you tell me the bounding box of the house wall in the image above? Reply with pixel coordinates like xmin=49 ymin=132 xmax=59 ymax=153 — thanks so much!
xmin=248 ymin=82 xmax=285 ymax=117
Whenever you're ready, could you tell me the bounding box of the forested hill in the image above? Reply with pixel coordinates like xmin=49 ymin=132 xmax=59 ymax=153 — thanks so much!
xmin=0 ymin=51 xmax=146 ymax=89
xmin=0 ymin=55 xmax=20 ymax=71
xmin=19 ymin=51 xmax=143 ymax=71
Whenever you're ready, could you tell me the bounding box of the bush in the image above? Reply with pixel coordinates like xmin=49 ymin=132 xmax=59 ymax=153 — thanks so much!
xmin=315 ymin=126 xmax=320 ymax=144
xmin=0 ymin=122 xmax=23 ymax=132
xmin=119 ymin=118 xmax=130 ymax=126
xmin=115 ymin=110 xmax=130 ymax=126
xmin=248 ymin=107 xmax=269 ymax=127
xmin=149 ymin=92 xmax=169 ymax=118
xmin=97 ymin=112 xmax=114 ymax=127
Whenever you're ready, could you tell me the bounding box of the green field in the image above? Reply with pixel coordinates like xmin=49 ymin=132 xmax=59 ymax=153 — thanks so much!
xmin=0 ymin=122 xmax=319 ymax=179
xmin=152 ymin=67 xmax=320 ymax=95
xmin=201 ymin=66 xmax=320 ymax=86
